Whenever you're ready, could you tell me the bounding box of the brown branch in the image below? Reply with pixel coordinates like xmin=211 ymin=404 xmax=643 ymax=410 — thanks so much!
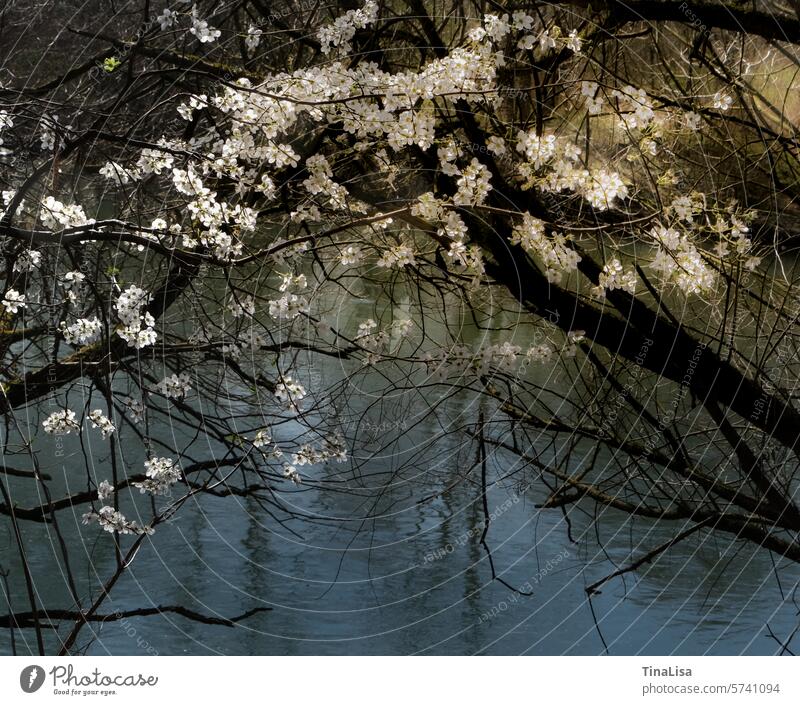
xmin=559 ymin=0 xmax=800 ymax=44
xmin=1 ymin=605 xmax=271 ymax=629
xmin=585 ymin=518 xmax=714 ymax=595
xmin=0 ymin=459 xmax=244 ymax=523
xmin=0 ymin=467 xmax=51 ymax=481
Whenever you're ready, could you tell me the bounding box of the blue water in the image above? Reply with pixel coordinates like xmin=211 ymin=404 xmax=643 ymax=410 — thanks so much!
xmin=2 ymin=296 xmax=798 ymax=656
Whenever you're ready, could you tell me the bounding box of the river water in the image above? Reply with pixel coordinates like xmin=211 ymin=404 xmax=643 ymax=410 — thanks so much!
xmin=2 ymin=277 xmax=799 ymax=656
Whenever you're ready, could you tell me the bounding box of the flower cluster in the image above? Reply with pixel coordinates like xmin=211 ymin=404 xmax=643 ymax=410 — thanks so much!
xmin=303 ymin=155 xmax=349 ymax=210
xmin=39 ymin=196 xmax=93 ymax=229
xmin=318 ymin=1 xmax=379 ymax=54
xmin=229 ymin=294 xmax=256 ymax=318
xmin=0 ymin=109 xmax=13 ymax=139
xmin=510 ymin=213 xmax=581 ymax=284
xmin=123 ymin=398 xmax=145 ymax=424
xmin=274 ymin=376 xmax=307 ymax=406
xmin=133 ymin=457 xmax=182 ymax=496
xmin=115 ymin=285 xmax=157 ymax=348
xmin=189 ymin=7 xmax=221 ymax=43
xmin=472 ymin=13 xmax=582 ymax=58
xmin=245 ymin=24 xmax=262 ymax=52
xmin=669 ymin=195 xmax=701 ymax=223
xmin=283 ymin=464 xmax=302 ymax=484
xmin=339 ymin=245 xmax=363 ymax=266
xmin=581 ymin=82 xmax=604 ymax=115
xmin=584 ymin=170 xmax=629 ymax=211
xmin=410 ymin=193 xmax=483 ymax=274
xmin=595 ymin=259 xmax=637 ymax=297
xmin=377 ymin=242 xmax=416 ymax=269
xmin=712 ymin=92 xmax=732 ymax=111
xmin=171 ymin=164 xmax=257 ymax=259
xmin=43 ymin=409 xmax=80 ymax=435
xmin=157 ymin=7 xmax=177 ymax=30
xmin=136 ymin=142 xmax=175 ymax=175
xmin=612 ymin=85 xmax=656 ymax=131
xmin=515 ymin=130 xmax=628 ymax=210
xmin=290 ymin=435 xmax=348 ymax=467
xmin=13 ymin=249 xmax=41 ymax=273
xmin=39 ymin=118 xmax=57 ymax=151
xmin=88 ymin=410 xmax=116 ymax=438
xmin=82 ymin=506 xmax=153 ymax=535
xmin=1 ymin=289 xmax=25 ymax=314
xmin=60 ymin=317 xmax=102 ymax=346
xmin=454 ymin=159 xmax=493 ymax=206
xmin=649 ymin=226 xmax=716 ymax=294
xmin=252 ymin=428 xmax=272 ymax=448
xmin=99 ymin=161 xmax=136 ymax=186
xmin=268 ymin=293 xmax=309 ymax=320
xmin=564 ymin=330 xmax=586 ymax=358
xmin=97 ymin=480 xmax=115 ymax=500
xmin=422 ymin=338 xmax=556 ymax=381
xmin=157 ymin=373 xmax=192 ymax=399
xmin=62 ymin=271 xmax=85 ymax=305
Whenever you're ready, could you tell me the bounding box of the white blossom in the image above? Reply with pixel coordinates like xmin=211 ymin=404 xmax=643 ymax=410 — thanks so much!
xmin=275 ymin=376 xmax=307 ymax=405
xmin=157 ymin=372 xmax=192 ymax=399
xmin=190 ymin=11 xmax=221 ymax=43
xmin=82 ymin=506 xmax=153 ymax=535
xmin=2 ymin=289 xmax=25 ymax=314
xmin=133 ymin=457 xmax=182 ymax=495
xmin=565 ymin=30 xmax=582 ymax=53
xmin=157 ymin=8 xmax=177 ymax=31
xmin=340 ymin=245 xmax=363 ymax=266
xmin=62 ymin=271 xmax=85 ymax=305
xmin=584 ymin=170 xmax=628 ymax=210
xmin=13 ymin=249 xmax=41 ymax=273
xmin=99 ymin=161 xmax=135 ymax=185
xmin=245 ymin=24 xmax=262 ymax=52
xmin=510 ymin=214 xmax=580 ymax=284
xmin=283 ymin=464 xmax=302 ymax=484
xmin=454 ymin=159 xmax=492 ymax=206
xmin=115 ymin=285 xmax=156 ymax=348
xmin=377 ymin=243 xmax=416 ymax=269
xmin=39 ymin=196 xmax=93 ymax=229
xmin=318 ymin=1 xmax=379 ymax=54
xmin=269 ymin=293 xmax=309 ymax=320
xmin=60 ymin=317 xmax=102 ymax=346
xmin=649 ymin=226 xmax=716 ymax=294
xmin=253 ymin=428 xmax=272 ymax=448
xmin=88 ymin=410 xmax=116 ymax=438
xmin=229 ymin=295 xmax=256 ymax=318
xmin=43 ymin=409 xmax=79 ymax=435
xmin=356 ymin=319 xmax=378 ymax=338
xmin=595 ymin=258 xmax=637 ymax=296
xmin=97 ymin=480 xmax=115 ymax=500
xmin=712 ymin=92 xmax=732 ymax=111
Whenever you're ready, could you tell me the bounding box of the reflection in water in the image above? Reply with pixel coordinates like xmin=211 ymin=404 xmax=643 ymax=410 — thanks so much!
xmin=1 ymin=286 xmax=799 ymax=656
xmin=68 ymin=481 xmax=800 ymax=655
